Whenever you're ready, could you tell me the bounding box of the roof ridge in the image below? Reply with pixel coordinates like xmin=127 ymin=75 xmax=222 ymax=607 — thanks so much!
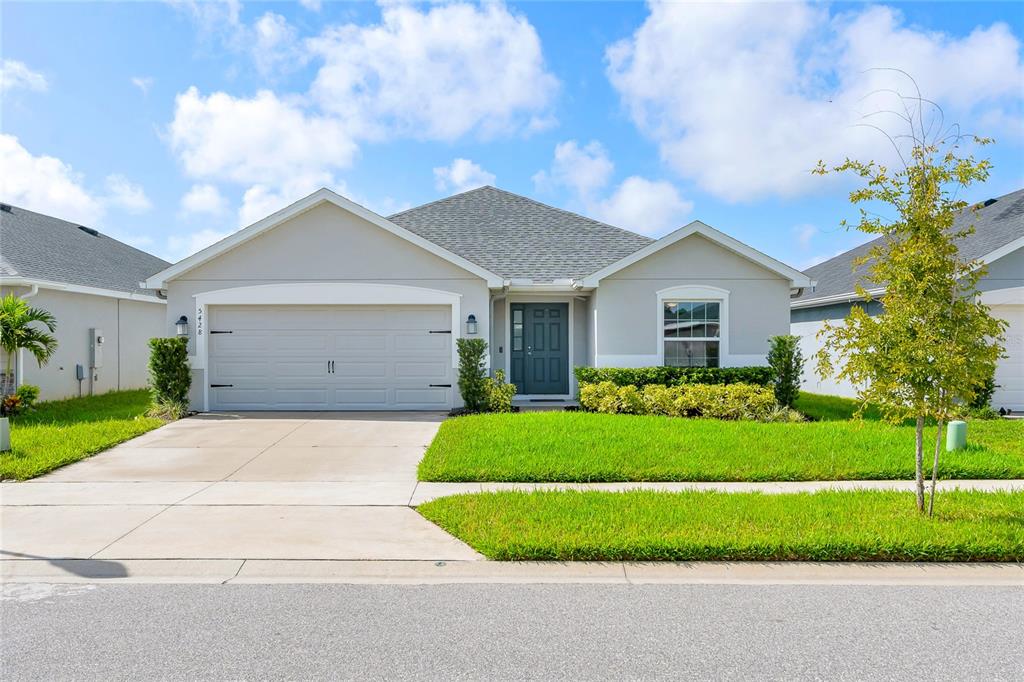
xmin=481 ymin=185 xmax=656 ymax=244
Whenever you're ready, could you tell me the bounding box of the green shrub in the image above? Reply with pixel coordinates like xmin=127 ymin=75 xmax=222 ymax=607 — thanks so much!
xmin=485 ymin=369 xmax=517 ymax=413
xmin=969 ymin=374 xmax=997 ymax=409
xmin=1 ymin=394 xmax=23 ymax=417
xmin=578 ymin=381 xmax=776 ymax=420
xmin=15 ymin=384 xmax=40 ymax=410
xmin=574 ymin=365 xmax=772 ymax=389
xmin=767 ymin=334 xmax=804 ymax=408
xmin=456 ymin=338 xmax=489 ymax=412
xmin=148 ymin=338 xmax=191 ymax=412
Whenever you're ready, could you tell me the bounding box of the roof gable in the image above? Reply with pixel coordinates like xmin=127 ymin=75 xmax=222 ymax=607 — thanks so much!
xmin=581 ymin=220 xmax=812 ymax=288
xmin=145 ymin=189 xmax=504 ymax=288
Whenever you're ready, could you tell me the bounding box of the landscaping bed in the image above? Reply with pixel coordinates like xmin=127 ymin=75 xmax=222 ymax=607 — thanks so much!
xmin=0 ymin=390 xmax=164 ymax=480
xmin=418 ymin=489 xmax=1024 ymax=561
xmin=417 ymin=410 xmax=1024 ymax=482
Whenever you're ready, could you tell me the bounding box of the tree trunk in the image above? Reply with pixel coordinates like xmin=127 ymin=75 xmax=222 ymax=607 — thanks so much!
xmin=915 ymin=416 xmax=925 ymax=512
xmin=928 ymin=419 xmax=944 ymax=517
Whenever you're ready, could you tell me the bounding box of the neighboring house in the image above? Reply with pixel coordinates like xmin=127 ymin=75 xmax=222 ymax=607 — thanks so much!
xmin=144 ymin=186 xmax=810 ymax=412
xmin=791 ymin=188 xmax=1024 ymax=412
xmin=0 ymin=204 xmax=169 ymax=399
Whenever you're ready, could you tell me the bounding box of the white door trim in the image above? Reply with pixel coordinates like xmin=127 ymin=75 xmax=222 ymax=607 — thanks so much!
xmin=192 ymin=282 xmax=462 ymax=412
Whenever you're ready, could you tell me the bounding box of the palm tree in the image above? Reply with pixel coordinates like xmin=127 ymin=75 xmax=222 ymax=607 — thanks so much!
xmin=0 ymin=294 xmax=58 ymax=395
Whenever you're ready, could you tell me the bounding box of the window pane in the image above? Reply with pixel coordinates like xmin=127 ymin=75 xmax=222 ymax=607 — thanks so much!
xmin=678 ymin=302 xmax=692 ymax=321
xmin=691 ymin=302 xmax=707 ymax=322
xmin=512 ymin=331 xmax=523 ymax=352
xmin=664 ymin=341 xmax=682 ymax=367
xmin=513 ymin=309 xmax=522 ymax=324
xmin=705 ymin=302 xmax=720 ymax=321
xmin=706 ymin=341 xmax=719 ymax=367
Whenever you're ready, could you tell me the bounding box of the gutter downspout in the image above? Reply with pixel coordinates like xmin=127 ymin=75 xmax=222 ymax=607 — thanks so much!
xmin=14 ymin=284 xmax=40 ymax=390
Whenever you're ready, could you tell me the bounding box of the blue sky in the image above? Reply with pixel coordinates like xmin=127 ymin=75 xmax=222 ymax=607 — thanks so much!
xmin=3 ymin=1 xmax=1022 ymax=268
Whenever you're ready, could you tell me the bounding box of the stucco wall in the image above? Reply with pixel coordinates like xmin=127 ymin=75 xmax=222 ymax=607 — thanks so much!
xmin=979 ymin=246 xmax=1024 ymax=293
xmin=594 ymin=234 xmax=792 ymax=367
xmin=163 ymin=202 xmax=491 ymax=410
xmin=0 ymin=286 xmax=165 ymax=400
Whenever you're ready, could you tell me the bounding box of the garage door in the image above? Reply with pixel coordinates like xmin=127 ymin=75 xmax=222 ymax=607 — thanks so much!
xmin=993 ymin=304 xmax=1024 ymax=412
xmin=207 ymin=305 xmax=453 ymax=410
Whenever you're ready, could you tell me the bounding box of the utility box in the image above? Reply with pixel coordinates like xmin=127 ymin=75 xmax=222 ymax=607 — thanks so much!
xmin=90 ymin=328 xmax=104 ymax=369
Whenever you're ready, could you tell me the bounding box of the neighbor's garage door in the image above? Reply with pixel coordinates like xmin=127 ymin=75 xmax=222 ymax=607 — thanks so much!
xmin=208 ymin=305 xmax=452 ymax=410
xmin=993 ymin=304 xmax=1024 ymax=412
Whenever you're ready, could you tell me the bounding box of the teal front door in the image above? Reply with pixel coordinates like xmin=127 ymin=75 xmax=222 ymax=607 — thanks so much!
xmin=510 ymin=303 xmax=569 ymax=395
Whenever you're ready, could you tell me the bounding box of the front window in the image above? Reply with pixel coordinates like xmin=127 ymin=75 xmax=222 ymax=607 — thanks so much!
xmin=663 ymin=300 xmax=720 ymax=367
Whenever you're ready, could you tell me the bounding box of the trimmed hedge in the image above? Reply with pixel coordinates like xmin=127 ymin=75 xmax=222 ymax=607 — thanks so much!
xmin=579 ymin=381 xmax=776 ymax=420
xmin=574 ymin=365 xmax=772 ymax=388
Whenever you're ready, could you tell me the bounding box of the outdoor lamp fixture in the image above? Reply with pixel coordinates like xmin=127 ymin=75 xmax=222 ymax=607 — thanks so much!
xmin=175 ymin=315 xmax=189 ymax=337
xmin=466 ymin=314 xmax=478 ymax=335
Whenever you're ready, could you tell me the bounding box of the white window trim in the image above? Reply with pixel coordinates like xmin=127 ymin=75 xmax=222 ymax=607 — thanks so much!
xmin=655 ymin=285 xmax=729 ymax=368
xmin=191 ymin=282 xmax=462 ymax=412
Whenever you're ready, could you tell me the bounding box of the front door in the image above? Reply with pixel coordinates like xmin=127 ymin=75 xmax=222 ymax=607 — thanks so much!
xmin=510 ymin=303 xmax=569 ymax=395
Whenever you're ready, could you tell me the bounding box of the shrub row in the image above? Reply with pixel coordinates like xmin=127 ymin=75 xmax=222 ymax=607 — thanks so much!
xmin=574 ymin=365 xmax=773 ymax=388
xmin=579 ymin=381 xmax=777 ymax=420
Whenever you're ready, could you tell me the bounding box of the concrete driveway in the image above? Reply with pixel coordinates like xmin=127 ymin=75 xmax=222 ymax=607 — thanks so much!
xmin=0 ymin=413 xmax=481 ymax=563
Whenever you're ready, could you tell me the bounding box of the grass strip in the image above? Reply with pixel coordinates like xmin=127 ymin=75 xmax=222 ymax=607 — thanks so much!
xmin=418 ymin=410 xmax=1024 ymax=482
xmin=418 ymin=489 xmax=1024 ymax=562
xmin=1 ymin=390 xmax=163 ymax=480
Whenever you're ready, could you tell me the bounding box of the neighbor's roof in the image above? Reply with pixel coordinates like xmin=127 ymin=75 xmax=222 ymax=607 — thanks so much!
xmin=792 ymin=187 xmax=1024 ymax=306
xmin=0 ymin=204 xmax=169 ymax=298
xmin=389 ymin=186 xmax=655 ymax=281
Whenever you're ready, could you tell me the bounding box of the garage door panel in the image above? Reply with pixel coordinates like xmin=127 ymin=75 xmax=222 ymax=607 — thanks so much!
xmin=208 ymin=304 xmax=452 ymax=411
xmin=334 ymin=362 xmax=388 ymax=378
xmin=993 ymin=304 xmax=1023 ymax=411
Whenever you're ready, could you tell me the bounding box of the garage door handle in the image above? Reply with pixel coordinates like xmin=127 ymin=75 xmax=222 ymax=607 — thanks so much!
xmin=210 ymin=330 xmax=233 ymax=334
xmin=210 ymin=384 xmax=233 ymax=388
xmin=428 ymin=330 xmax=452 ymax=334
xmin=429 ymin=384 xmax=452 ymax=388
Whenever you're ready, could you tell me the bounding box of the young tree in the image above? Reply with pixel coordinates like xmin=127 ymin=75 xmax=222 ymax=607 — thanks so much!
xmin=0 ymin=294 xmax=58 ymax=396
xmin=767 ymin=334 xmax=804 ymax=409
xmin=814 ymin=106 xmax=1006 ymax=515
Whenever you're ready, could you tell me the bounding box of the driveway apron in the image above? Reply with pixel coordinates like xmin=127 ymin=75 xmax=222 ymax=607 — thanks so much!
xmin=0 ymin=412 xmax=481 ymax=562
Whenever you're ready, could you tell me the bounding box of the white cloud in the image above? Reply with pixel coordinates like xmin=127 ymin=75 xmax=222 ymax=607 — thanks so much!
xmin=606 ymin=2 xmax=1024 ymax=201
xmin=104 ymin=175 xmax=152 ymax=214
xmin=307 ymin=2 xmax=558 ymax=140
xmin=180 ymin=183 xmax=226 ymax=215
xmin=534 ymin=139 xmax=691 ymax=236
xmin=131 ymin=76 xmax=154 ymax=95
xmin=169 ymin=86 xmax=358 ymax=186
xmin=0 ymin=134 xmax=103 ymax=224
xmin=238 ymin=173 xmax=346 ymax=227
xmin=591 ymin=176 xmax=693 ymax=236
xmin=1 ymin=59 xmax=48 ymax=93
xmin=251 ymin=12 xmax=305 ymax=77
xmin=433 ymin=159 xmax=496 ymax=194
xmin=298 ymin=0 xmax=321 ymax=11
xmin=793 ymin=223 xmax=818 ymax=250
xmin=532 ymin=140 xmax=613 ymax=199
xmin=165 ymin=228 xmax=234 ymax=262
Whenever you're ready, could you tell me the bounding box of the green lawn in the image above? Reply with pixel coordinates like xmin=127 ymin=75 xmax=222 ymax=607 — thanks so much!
xmin=0 ymin=390 xmax=164 ymax=480
xmin=418 ymin=489 xmax=1024 ymax=561
xmin=794 ymin=392 xmax=888 ymax=421
xmin=417 ymin=411 xmax=1024 ymax=482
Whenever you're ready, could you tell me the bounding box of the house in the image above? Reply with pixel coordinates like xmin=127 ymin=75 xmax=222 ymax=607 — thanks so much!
xmin=791 ymin=188 xmax=1024 ymax=412
xmin=144 ymin=186 xmax=811 ymax=412
xmin=0 ymin=204 xmax=169 ymax=399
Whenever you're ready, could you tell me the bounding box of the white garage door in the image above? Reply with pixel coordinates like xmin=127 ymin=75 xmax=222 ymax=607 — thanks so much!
xmin=993 ymin=304 xmax=1024 ymax=412
xmin=208 ymin=305 xmax=453 ymax=411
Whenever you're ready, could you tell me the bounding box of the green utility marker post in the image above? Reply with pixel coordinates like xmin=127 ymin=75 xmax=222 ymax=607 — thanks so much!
xmin=946 ymin=420 xmax=967 ymax=452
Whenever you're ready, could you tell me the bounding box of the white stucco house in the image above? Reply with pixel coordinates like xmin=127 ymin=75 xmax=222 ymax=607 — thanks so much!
xmin=791 ymin=188 xmax=1024 ymax=412
xmin=144 ymin=186 xmax=811 ymax=412
xmin=0 ymin=203 xmax=169 ymax=400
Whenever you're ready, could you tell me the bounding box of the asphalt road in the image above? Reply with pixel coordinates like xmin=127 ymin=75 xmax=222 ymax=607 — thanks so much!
xmin=3 ymin=583 xmax=1022 ymax=680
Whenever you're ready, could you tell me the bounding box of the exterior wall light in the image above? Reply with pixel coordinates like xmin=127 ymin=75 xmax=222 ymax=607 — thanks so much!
xmin=466 ymin=314 xmax=478 ymax=335
xmin=175 ymin=315 xmax=189 ymax=337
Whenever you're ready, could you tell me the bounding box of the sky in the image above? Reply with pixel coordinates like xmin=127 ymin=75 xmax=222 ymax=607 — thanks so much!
xmin=2 ymin=0 xmax=1023 ymax=269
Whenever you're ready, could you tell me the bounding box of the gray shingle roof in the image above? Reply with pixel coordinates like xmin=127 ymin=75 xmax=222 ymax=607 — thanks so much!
xmin=0 ymin=204 xmax=169 ymax=298
xmin=793 ymin=187 xmax=1024 ymax=305
xmin=388 ymin=186 xmax=654 ymax=281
